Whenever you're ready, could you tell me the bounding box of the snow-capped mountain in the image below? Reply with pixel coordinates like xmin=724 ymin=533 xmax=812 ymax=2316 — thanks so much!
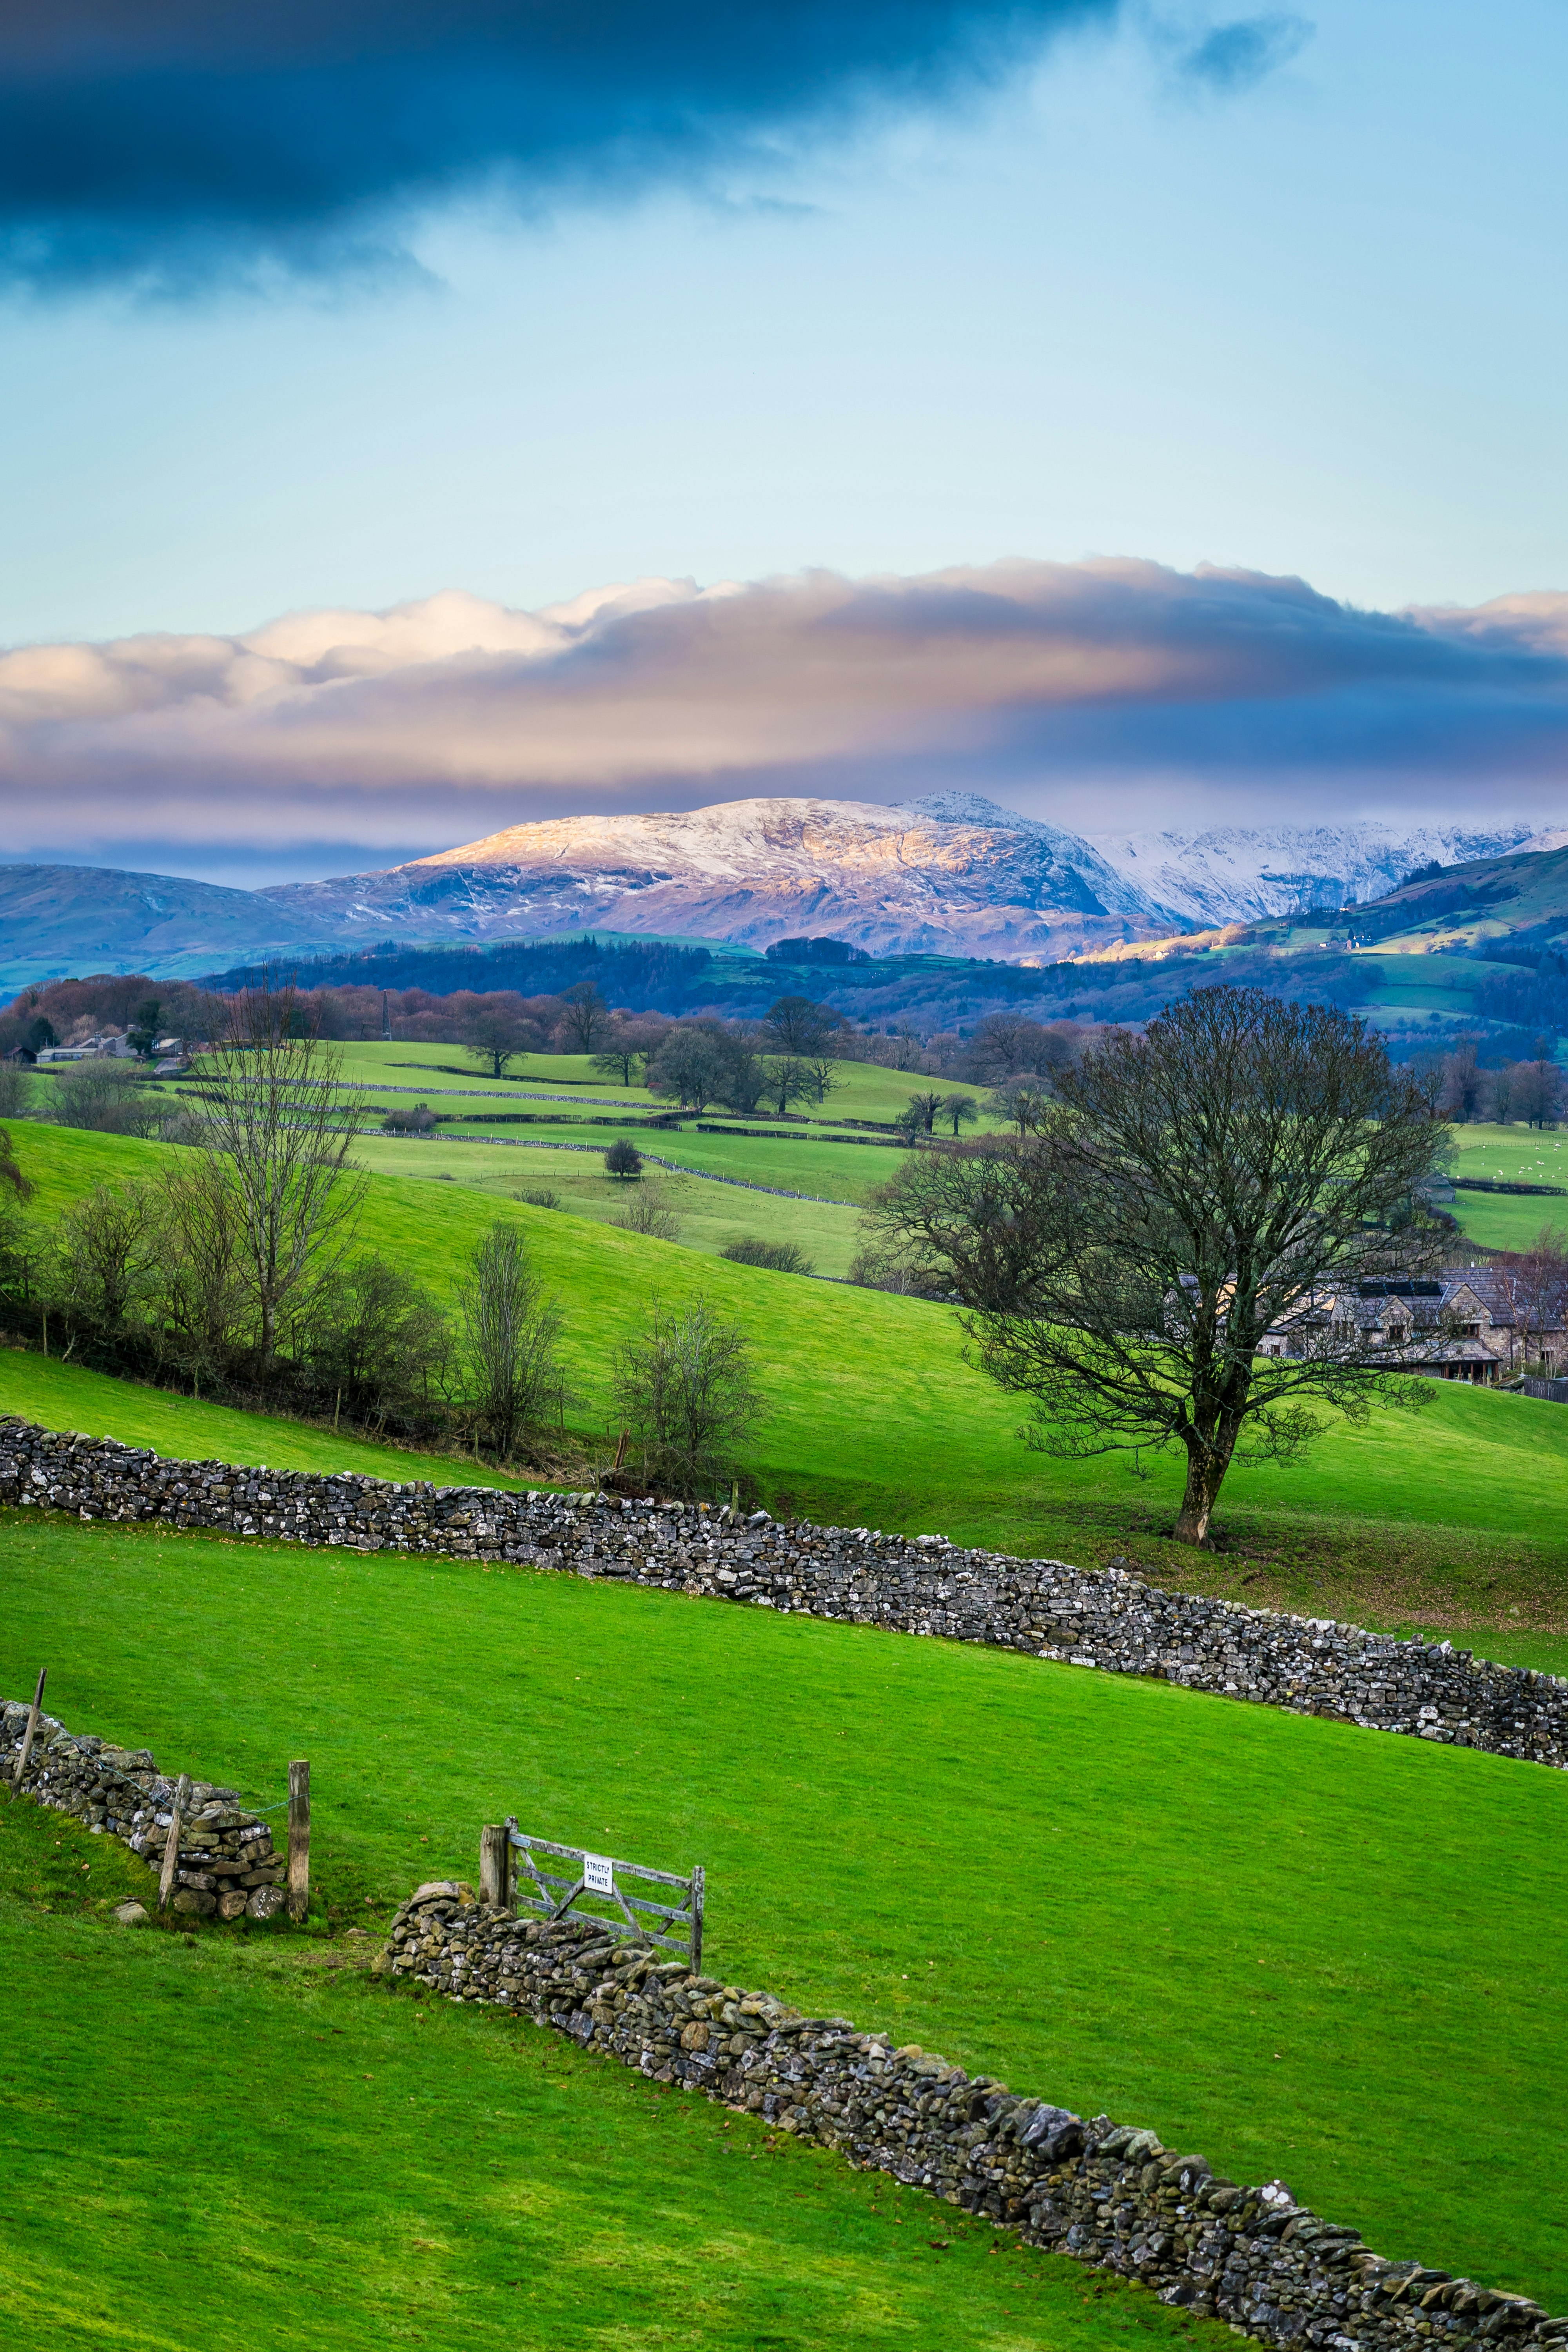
xmin=261 ymin=794 xmax=1171 ymax=959
xmin=1085 ymin=822 xmax=1563 ymax=929
xmin=9 ymin=793 xmax=1568 ymax=989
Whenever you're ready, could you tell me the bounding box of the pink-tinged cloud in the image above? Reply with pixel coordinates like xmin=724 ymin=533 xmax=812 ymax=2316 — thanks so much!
xmin=2 ymin=559 xmax=1566 ymax=867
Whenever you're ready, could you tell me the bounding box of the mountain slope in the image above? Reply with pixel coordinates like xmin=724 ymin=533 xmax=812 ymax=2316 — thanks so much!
xmin=1086 ymin=822 xmax=1557 ymax=927
xmin=261 ymin=794 xmax=1172 ymax=958
xmin=6 ymin=797 xmax=1567 ymax=995
xmin=0 ymin=862 xmax=329 ymax=993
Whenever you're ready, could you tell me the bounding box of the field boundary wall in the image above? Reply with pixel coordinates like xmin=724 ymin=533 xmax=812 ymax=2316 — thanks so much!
xmin=2 ymin=1414 xmax=1564 ymax=1771
xmin=381 ymin=1892 xmax=1567 ymax=2352
xmin=0 ymin=1696 xmax=285 ymax=1919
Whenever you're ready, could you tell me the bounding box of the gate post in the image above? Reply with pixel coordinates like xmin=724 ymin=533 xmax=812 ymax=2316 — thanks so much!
xmin=689 ymin=1864 xmax=704 ymax=1973
xmin=286 ymin=1759 xmax=310 ymax=1922
xmin=479 ymin=1822 xmax=510 ymax=1908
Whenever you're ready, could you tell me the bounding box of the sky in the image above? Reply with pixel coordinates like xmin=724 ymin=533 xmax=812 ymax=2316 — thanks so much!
xmin=3 ymin=0 xmax=1566 ymax=884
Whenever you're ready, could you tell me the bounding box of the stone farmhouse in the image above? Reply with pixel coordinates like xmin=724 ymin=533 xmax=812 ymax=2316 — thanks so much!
xmin=1258 ymin=1271 xmax=1568 ymax=1384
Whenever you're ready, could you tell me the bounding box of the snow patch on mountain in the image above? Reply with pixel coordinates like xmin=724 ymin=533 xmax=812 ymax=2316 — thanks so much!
xmin=1081 ymin=822 xmax=1551 ymax=928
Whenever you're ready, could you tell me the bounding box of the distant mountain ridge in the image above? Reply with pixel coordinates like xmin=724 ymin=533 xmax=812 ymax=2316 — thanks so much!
xmin=2 ymin=792 xmax=1564 ymax=992
xmin=260 ymin=793 xmax=1164 ymax=960
xmin=1087 ymin=820 xmax=1567 ymax=928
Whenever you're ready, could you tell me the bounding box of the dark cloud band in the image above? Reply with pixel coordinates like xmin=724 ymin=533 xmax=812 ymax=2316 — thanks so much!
xmin=0 ymin=0 xmax=1116 ymax=287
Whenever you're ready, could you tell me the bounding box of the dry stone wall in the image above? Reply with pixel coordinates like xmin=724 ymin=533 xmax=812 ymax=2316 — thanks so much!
xmin=1 ymin=1697 xmax=286 ymax=1920
xmin=3 ymin=1416 xmax=1564 ymax=1769
xmin=381 ymin=1891 xmax=1567 ymax=2352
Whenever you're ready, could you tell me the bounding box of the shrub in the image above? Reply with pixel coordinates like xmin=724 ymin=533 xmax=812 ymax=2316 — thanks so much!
xmin=382 ymin=1101 xmax=438 ymax=1134
xmin=720 ymin=1236 xmax=816 ymax=1276
xmin=47 ymin=1059 xmax=164 ymax=1139
xmin=454 ymin=1223 xmax=567 ymax=1461
xmin=302 ymin=1254 xmax=452 ymax=1428
xmin=611 ymin=1194 xmax=682 ymax=1241
xmin=513 ymin=1187 xmax=563 ymax=1209
xmin=604 ymin=1138 xmax=643 ymax=1179
xmin=612 ymin=1295 xmax=762 ymax=1497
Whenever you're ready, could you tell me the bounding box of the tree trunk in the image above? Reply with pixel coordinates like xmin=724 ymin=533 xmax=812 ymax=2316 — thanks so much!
xmin=1174 ymin=1409 xmax=1244 ymax=1546
xmin=1173 ymin=1448 xmax=1224 ymax=1546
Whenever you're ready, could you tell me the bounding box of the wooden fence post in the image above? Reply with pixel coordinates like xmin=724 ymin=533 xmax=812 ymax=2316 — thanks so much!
xmin=157 ymin=1773 xmax=191 ymax=1912
xmin=689 ymin=1864 xmax=705 ymax=1973
xmin=12 ymin=1667 xmax=46 ymax=1788
xmin=286 ymin=1759 xmax=310 ymax=1922
xmin=479 ymin=1823 xmax=509 ymax=1908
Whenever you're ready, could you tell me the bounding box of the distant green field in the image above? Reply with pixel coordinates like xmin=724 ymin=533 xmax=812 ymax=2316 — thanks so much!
xmin=1446 ymin=1123 xmax=1568 ymax=1250
xmin=276 ymin=1040 xmax=954 ymax=1129
xmin=353 ymin=1131 xmax=869 ymax=1272
xmin=1 ymin=1794 xmax=1208 ymax=2352
xmin=4 ymin=1508 xmax=1564 ymax=2318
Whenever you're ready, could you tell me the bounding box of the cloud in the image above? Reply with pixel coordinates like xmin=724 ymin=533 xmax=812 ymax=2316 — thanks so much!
xmin=0 ymin=0 xmax=1118 ymax=292
xmin=1177 ymin=13 xmax=1312 ymax=93
xmin=3 ymin=558 xmax=1567 ymax=872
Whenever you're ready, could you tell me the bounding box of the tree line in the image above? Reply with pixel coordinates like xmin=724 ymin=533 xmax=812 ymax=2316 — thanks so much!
xmin=0 ymin=985 xmax=764 ymax=1497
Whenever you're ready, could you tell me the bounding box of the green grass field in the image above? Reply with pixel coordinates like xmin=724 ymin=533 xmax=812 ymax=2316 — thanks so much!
xmin=0 ymin=1350 xmax=529 ymax=1489
xmin=4 ymin=1508 xmax=1565 ymax=2326
xmin=7 ymin=1065 xmax=1568 ymax=2343
xmin=1446 ymin=1125 xmax=1568 ymax=1252
xmin=0 ymin=1790 xmax=1221 ymax=2352
xmin=7 ymin=1116 xmax=1568 ymax=1666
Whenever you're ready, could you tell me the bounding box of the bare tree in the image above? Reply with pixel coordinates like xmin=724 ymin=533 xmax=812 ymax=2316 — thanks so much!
xmin=987 ymin=1078 xmax=1051 ymax=1136
xmin=48 ymin=1059 xmax=165 ymax=1138
xmin=557 ymin=983 xmax=614 ymax=1054
xmin=612 ymin=1295 xmax=762 ymax=1497
xmin=760 ymin=1055 xmax=811 ymax=1116
xmin=196 ymin=980 xmax=367 ymax=1360
xmin=49 ymin=1182 xmax=162 ymax=1338
xmin=463 ymin=1009 xmax=537 ymax=1080
xmin=591 ymin=1019 xmax=661 ymax=1087
xmin=1505 ymin=1055 xmax=1564 ymax=1129
xmin=456 ymin=1223 xmax=567 ymax=1461
xmin=151 ymin=1152 xmax=249 ymax=1376
xmin=866 ymin=986 xmax=1448 ymax=1547
xmin=645 ymin=1025 xmax=730 ymax=1112
xmin=0 ymin=1123 xmax=31 ymax=1196
xmin=304 ymin=1255 xmax=452 ymax=1428
xmin=893 ymin=1092 xmax=943 ymax=1140
xmin=801 ymin=1056 xmax=843 ymax=1107
xmin=0 ymin=1066 xmax=33 ymax=1122
xmin=938 ymin=1093 xmax=979 ymax=1138
xmin=1494 ymin=1225 xmax=1568 ymax=1374
xmin=760 ymin=995 xmax=843 ymax=1056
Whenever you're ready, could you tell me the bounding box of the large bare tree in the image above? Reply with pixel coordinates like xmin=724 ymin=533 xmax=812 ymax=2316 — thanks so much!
xmin=866 ymin=987 xmax=1449 ymax=1545
xmin=196 ymin=980 xmax=367 ymax=1360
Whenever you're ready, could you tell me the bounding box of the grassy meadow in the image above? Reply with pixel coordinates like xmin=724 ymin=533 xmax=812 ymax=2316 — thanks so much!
xmin=7 ymin=1115 xmax=1568 ymax=1663
xmin=0 ymin=1792 xmax=1222 ymax=2352
xmin=1444 ymin=1124 xmax=1568 ymax=1252
xmin=4 ymin=1506 xmax=1566 ymax=2322
xmin=5 ymin=1061 xmax=1568 ymax=2344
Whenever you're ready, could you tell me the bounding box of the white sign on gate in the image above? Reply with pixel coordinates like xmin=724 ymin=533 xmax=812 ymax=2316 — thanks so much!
xmin=583 ymin=1853 xmax=615 ymax=1894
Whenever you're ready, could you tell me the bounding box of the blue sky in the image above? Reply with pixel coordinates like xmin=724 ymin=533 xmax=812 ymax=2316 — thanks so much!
xmin=3 ymin=0 xmax=1566 ymax=878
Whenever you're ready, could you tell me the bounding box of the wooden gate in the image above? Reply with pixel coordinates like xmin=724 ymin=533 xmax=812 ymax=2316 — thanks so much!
xmin=482 ymin=1819 xmax=704 ymax=1970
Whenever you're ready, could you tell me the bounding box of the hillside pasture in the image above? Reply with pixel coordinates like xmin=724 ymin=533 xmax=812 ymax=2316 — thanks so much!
xmin=2 ymin=1506 xmax=1564 ymax=2317
xmin=7 ymin=1118 xmax=1568 ymax=1663
xmin=0 ymin=1795 xmax=1205 ymax=2352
